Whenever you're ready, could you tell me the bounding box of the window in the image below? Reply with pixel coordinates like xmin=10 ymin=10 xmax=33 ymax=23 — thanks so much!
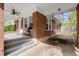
xmin=46 ymin=19 xmax=52 ymax=31
xmin=23 ymin=16 xmax=32 ymax=32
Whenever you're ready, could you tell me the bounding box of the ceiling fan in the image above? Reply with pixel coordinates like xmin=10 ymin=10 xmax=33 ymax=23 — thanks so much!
xmin=10 ymin=9 xmax=21 ymax=16
xmin=5 ymin=8 xmax=21 ymax=16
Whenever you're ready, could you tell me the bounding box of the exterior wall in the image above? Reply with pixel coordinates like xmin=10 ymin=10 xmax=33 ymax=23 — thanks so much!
xmin=0 ymin=3 xmax=4 ymax=56
xmin=76 ymin=4 xmax=79 ymax=48
xmin=32 ymin=11 xmax=56 ymax=41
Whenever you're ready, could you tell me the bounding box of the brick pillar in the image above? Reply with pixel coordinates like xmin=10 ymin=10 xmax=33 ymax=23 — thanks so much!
xmin=15 ymin=20 xmax=19 ymax=31
xmin=32 ymin=11 xmax=46 ymax=39
xmin=21 ymin=17 xmax=23 ymax=29
xmin=0 ymin=3 xmax=4 ymax=56
xmin=76 ymin=4 xmax=79 ymax=48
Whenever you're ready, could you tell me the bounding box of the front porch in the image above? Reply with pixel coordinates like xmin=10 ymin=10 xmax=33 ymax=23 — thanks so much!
xmin=16 ymin=37 xmax=78 ymax=56
xmin=4 ymin=3 xmax=79 ymax=56
xmin=0 ymin=3 xmax=79 ymax=56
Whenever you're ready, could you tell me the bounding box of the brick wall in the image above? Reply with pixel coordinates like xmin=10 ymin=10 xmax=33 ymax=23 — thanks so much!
xmin=32 ymin=12 xmax=47 ymax=39
xmin=32 ymin=11 xmax=55 ymax=41
xmin=76 ymin=4 xmax=79 ymax=48
xmin=0 ymin=3 xmax=4 ymax=56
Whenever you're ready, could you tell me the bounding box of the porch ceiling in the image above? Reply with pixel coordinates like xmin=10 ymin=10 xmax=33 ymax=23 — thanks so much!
xmin=4 ymin=3 xmax=77 ymax=21
xmin=37 ymin=3 xmax=77 ymax=15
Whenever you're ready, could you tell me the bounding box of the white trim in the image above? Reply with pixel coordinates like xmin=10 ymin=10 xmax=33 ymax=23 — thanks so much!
xmin=47 ymin=19 xmax=50 ymax=30
xmin=23 ymin=17 xmax=30 ymax=29
xmin=19 ymin=17 xmax=21 ymax=33
xmin=23 ymin=18 xmax=25 ymax=29
xmin=51 ymin=19 xmax=52 ymax=30
xmin=27 ymin=17 xmax=30 ymax=28
xmin=23 ymin=17 xmax=30 ymax=32
xmin=47 ymin=19 xmax=52 ymax=31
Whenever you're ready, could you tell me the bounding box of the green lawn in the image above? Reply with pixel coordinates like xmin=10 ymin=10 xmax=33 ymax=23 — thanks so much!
xmin=4 ymin=24 xmax=15 ymax=32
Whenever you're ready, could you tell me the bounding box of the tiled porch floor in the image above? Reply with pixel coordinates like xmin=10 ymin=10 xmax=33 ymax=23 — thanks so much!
xmin=17 ymin=41 xmax=79 ymax=56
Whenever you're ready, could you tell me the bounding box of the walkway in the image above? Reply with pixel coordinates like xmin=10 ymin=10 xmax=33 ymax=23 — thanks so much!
xmin=17 ymin=35 xmax=79 ymax=56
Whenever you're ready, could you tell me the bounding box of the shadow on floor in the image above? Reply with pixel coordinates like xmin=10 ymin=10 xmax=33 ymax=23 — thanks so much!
xmin=43 ymin=35 xmax=77 ymax=56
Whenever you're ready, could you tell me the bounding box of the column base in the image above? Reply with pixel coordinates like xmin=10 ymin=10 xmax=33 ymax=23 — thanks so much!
xmin=73 ymin=45 xmax=79 ymax=52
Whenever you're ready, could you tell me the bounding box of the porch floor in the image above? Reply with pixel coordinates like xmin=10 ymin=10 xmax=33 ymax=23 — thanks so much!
xmin=17 ymin=35 xmax=79 ymax=56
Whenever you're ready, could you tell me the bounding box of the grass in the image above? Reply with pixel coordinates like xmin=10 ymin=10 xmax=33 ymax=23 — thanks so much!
xmin=4 ymin=24 xmax=15 ymax=32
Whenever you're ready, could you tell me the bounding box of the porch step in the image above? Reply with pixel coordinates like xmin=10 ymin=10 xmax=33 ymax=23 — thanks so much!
xmin=5 ymin=38 xmax=31 ymax=48
xmin=4 ymin=36 xmax=31 ymax=43
xmin=5 ymin=39 xmax=35 ymax=55
xmin=8 ymin=40 xmax=37 ymax=56
xmin=4 ymin=36 xmax=36 ymax=56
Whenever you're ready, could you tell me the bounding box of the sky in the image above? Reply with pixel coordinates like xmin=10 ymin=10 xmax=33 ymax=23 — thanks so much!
xmin=62 ymin=13 xmax=69 ymax=22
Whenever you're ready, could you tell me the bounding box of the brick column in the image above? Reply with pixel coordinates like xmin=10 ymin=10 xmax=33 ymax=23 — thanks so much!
xmin=76 ymin=4 xmax=79 ymax=48
xmin=21 ymin=17 xmax=23 ymax=29
xmin=32 ymin=11 xmax=46 ymax=39
xmin=0 ymin=3 xmax=4 ymax=56
xmin=15 ymin=20 xmax=19 ymax=32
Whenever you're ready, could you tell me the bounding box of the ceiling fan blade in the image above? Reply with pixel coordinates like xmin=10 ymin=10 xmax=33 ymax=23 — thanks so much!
xmin=16 ymin=12 xmax=21 ymax=14
xmin=16 ymin=13 xmax=20 ymax=16
xmin=5 ymin=8 xmax=21 ymax=16
xmin=4 ymin=9 xmax=11 ymax=12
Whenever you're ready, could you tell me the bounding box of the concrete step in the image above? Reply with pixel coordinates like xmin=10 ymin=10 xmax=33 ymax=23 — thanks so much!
xmin=5 ymin=39 xmax=35 ymax=55
xmin=5 ymin=39 xmax=31 ymax=48
xmin=4 ymin=36 xmax=31 ymax=43
xmin=8 ymin=39 xmax=37 ymax=56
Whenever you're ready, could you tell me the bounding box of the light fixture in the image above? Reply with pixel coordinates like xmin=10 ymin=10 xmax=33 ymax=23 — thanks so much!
xmin=58 ymin=8 xmax=61 ymax=11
